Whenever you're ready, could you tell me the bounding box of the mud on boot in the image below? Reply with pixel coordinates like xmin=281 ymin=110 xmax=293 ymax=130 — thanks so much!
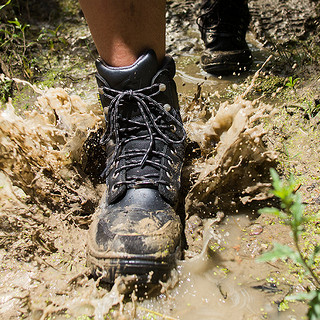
xmin=87 ymin=50 xmax=186 ymax=285
xmin=197 ymin=0 xmax=253 ymax=75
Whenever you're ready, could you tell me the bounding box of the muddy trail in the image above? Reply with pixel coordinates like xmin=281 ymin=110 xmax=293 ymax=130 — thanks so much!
xmin=1 ymin=0 xmax=320 ymax=319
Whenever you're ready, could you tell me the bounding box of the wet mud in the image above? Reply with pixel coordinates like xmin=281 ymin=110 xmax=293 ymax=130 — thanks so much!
xmin=1 ymin=0 xmax=320 ymax=319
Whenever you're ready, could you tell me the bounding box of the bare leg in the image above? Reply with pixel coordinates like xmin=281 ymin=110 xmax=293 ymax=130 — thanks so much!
xmin=78 ymin=0 xmax=166 ymax=66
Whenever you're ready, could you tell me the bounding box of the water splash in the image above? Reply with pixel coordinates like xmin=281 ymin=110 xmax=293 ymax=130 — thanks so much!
xmin=0 ymin=87 xmax=103 ymax=219
xmin=0 ymin=78 xmax=283 ymax=319
xmin=183 ymin=83 xmax=277 ymax=217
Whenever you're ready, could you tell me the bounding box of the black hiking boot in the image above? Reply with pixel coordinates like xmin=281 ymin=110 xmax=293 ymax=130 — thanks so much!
xmin=87 ymin=50 xmax=186 ymax=285
xmin=197 ymin=0 xmax=253 ymax=75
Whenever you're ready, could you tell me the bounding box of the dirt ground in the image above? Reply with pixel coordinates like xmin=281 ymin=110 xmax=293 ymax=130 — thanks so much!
xmin=0 ymin=0 xmax=320 ymax=319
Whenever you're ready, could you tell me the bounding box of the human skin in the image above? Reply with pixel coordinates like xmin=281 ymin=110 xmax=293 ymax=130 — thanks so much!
xmin=78 ymin=0 xmax=166 ymax=66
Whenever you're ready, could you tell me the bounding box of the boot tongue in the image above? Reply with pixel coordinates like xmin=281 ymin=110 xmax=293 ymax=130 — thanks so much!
xmin=96 ymin=50 xmax=159 ymax=91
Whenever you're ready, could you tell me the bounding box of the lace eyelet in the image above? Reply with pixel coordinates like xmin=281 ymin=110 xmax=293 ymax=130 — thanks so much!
xmin=166 ymin=171 xmax=173 ymax=179
xmin=170 ymin=124 xmax=176 ymax=133
xmin=159 ymin=83 xmax=167 ymax=92
xmin=168 ymin=158 xmax=173 ymax=166
xmin=164 ymin=104 xmax=171 ymax=112
xmin=113 ymin=171 xmax=119 ymax=179
xmin=165 ymin=185 xmax=172 ymax=191
xmin=111 ymin=185 xmax=119 ymax=192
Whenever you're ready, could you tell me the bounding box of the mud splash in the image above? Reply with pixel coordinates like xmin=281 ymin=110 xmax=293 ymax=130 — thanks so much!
xmin=0 ymin=86 xmax=102 ymax=217
xmin=1 ymin=0 xmax=319 ymax=317
xmin=0 ymin=85 xmax=112 ymax=319
xmin=6 ymin=69 xmax=314 ymax=319
xmin=0 ymin=72 xmax=287 ymax=319
xmin=182 ymin=74 xmax=277 ymax=218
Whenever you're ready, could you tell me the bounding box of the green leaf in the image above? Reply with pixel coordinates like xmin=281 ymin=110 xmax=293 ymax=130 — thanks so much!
xmin=270 ymin=168 xmax=282 ymax=190
xmin=286 ymin=291 xmax=317 ymax=301
xmin=8 ymin=18 xmax=22 ymax=28
xmin=21 ymin=24 xmax=30 ymax=33
xmin=292 ymin=78 xmax=300 ymax=86
xmin=285 ymin=77 xmax=293 ymax=87
xmin=286 ymin=290 xmax=320 ymax=320
xmin=258 ymin=207 xmax=281 ymax=216
xmin=285 ymin=77 xmax=300 ymax=89
xmin=307 ymin=290 xmax=320 ymax=320
xmin=257 ymin=243 xmax=301 ymax=263
xmin=0 ymin=0 xmax=11 ymax=11
xmin=291 ymin=194 xmax=303 ymax=219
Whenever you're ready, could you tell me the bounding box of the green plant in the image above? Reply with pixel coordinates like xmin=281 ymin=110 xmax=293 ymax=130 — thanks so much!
xmin=0 ymin=1 xmax=35 ymax=79
xmin=7 ymin=17 xmax=30 ymax=54
xmin=38 ymin=24 xmax=67 ymax=52
xmin=0 ymin=0 xmax=11 ymax=11
xmin=305 ymin=100 xmax=320 ymax=118
xmin=257 ymin=169 xmax=320 ymax=320
xmin=285 ymin=76 xmax=300 ymax=91
xmin=0 ymin=77 xmax=13 ymax=103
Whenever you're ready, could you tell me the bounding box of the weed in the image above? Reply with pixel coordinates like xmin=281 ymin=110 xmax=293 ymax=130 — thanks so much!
xmin=0 ymin=0 xmax=11 ymax=11
xmin=302 ymin=99 xmax=320 ymax=119
xmin=38 ymin=24 xmax=68 ymax=52
xmin=285 ymin=76 xmax=300 ymax=91
xmin=271 ymin=38 xmax=320 ymax=73
xmin=257 ymin=169 xmax=320 ymax=320
xmin=249 ymin=73 xmax=285 ymax=98
xmin=8 ymin=19 xmax=29 ymax=55
xmin=0 ymin=76 xmax=13 ymax=103
xmin=0 ymin=1 xmax=36 ymax=79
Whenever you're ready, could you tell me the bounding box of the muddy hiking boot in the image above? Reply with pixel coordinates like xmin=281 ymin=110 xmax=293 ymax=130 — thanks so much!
xmin=87 ymin=50 xmax=186 ymax=285
xmin=197 ymin=0 xmax=253 ymax=75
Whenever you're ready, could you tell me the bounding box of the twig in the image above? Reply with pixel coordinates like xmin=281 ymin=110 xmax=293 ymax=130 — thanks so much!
xmin=0 ymin=73 xmax=43 ymax=94
xmin=266 ymin=261 xmax=280 ymax=269
xmin=241 ymin=55 xmax=273 ymax=99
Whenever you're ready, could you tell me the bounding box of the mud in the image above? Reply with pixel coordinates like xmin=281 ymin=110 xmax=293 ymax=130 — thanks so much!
xmin=183 ymin=88 xmax=277 ymax=216
xmin=0 ymin=77 xmax=307 ymax=319
xmin=249 ymin=0 xmax=320 ymax=46
xmin=1 ymin=0 xmax=320 ymax=319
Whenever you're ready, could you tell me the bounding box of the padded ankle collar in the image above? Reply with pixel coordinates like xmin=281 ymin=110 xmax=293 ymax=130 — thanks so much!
xmin=95 ymin=50 xmax=159 ymax=91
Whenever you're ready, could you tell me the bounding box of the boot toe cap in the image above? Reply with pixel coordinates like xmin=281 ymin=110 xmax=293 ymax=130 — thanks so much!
xmin=86 ymin=188 xmax=182 ymax=283
xmin=89 ymin=206 xmax=181 ymax=257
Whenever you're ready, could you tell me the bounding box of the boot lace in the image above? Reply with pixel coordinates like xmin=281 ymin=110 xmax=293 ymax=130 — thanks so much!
xmin=98 ymin=80 xmax=186 ymax=189
xmin=197 ymin=2 xmax=222 ymax=36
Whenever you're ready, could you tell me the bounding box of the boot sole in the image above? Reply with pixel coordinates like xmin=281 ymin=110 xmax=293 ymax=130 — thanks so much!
xmin=87 ymin=245 xmax=181 ymax=285
xmin=201 ymin=49 xmax=253 ymax=75
xmin=202 ymin=61 xmax=253 ymax=75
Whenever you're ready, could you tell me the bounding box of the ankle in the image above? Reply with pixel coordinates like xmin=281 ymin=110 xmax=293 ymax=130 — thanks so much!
xmin=99 ymin=44 xmax=165 ymax=68
xmin=100 ymin=46 xmax=141 ymax=67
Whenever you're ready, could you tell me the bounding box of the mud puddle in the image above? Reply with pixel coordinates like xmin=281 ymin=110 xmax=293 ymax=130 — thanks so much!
xmin=0 ymin=1 xmax=314 ymax=318
xmin=0 ymin=66 xmax=308 ymax=319
xmin=136 ymin=213 xmax=308 ymax=320
xmin=174 ymin=33 xmax=267 ymax=95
